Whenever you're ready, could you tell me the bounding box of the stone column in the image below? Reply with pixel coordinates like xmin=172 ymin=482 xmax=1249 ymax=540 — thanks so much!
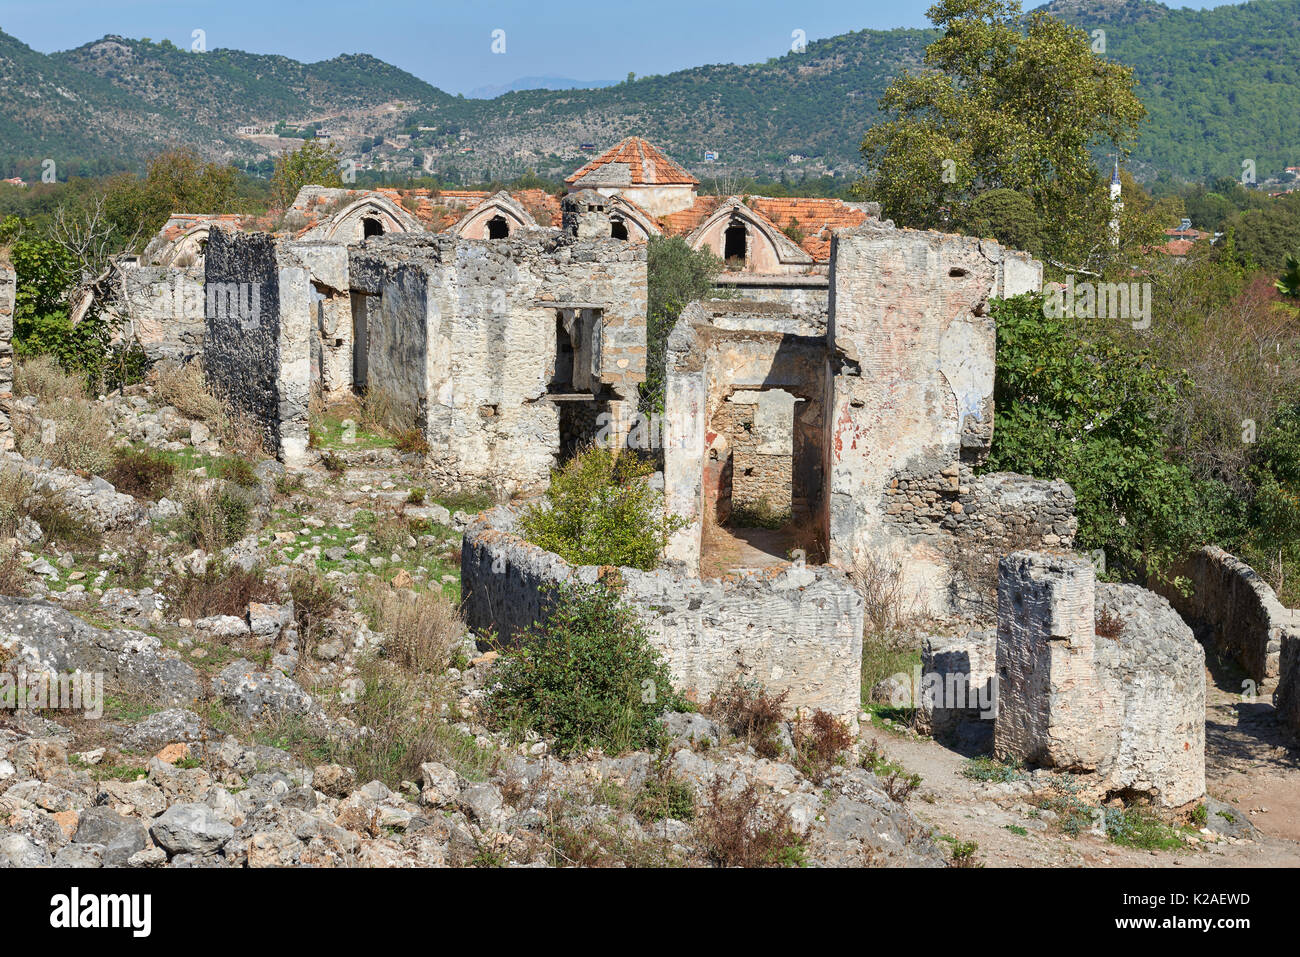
xmin=994 ymin=551 xmax=1115 ymax=770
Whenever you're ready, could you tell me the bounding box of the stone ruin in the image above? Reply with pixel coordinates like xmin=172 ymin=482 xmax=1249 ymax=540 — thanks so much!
xmin=922 ymin=551 xmax=1206 ymax=808
xmin=203 ymin=225 xmax=646 ymax=493
xmin=3 ymin=137 xmax=1292 ymax=773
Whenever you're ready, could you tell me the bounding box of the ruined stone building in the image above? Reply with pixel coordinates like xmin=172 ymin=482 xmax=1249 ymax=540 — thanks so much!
xmin=121 ymin=137 xmax=872 ymax=362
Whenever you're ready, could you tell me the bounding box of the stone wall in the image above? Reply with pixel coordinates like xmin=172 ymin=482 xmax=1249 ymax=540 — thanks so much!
xmin=461 ymin=507 xmax=864 ymax=724
xmin=825 ymin=221 xmax=1044 ymax=613
xmin=994 ymin=551 xmax=1205 ymax=808
xmin=712 ymin=274 xmax=830 ymax=329
xmin=0 ymin=260 xmax=13 ymax=451
xmin=1276 ymin=631 xmax=1300 ymax=741
xmin=1093 ymin=583 xmax=1206 ymax=808
xmin=350 ymin=233 xmax=646 ymax=495
xmin=1157 ymin=546 xmax=1296 ymax=683
xmin=203 ymin=228 xmax=312 ymax=466
xmin=118 ymin=266 xmax=206 ymax=364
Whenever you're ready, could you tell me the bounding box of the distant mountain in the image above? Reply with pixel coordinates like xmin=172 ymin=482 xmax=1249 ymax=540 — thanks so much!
xmin=467 ymin=76 xmax=618 ymax=99
xmin=0 ymin=0 xmax=1296 ymax=185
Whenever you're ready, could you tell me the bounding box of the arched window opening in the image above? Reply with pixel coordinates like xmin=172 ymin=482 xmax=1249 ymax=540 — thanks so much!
xmin=487 ymin=215 xmax=510 ymax=239
xmin=723 ymin=221 xmax=748 ymax=265
xmin=610 ymin=218 xmax=629 ymax=241
xmin=362 ymin=217 xmax=385 ymax=238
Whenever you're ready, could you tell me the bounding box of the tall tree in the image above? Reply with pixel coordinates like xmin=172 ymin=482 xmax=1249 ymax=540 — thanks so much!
xmin=853 ymin=0 xmax=1147 ymax=270
xmin=271 ymin=140 xmax=344 ymax=209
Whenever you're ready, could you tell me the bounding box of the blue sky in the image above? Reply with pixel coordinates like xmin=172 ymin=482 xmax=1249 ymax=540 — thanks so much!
xmin=1 ymin=0 xmax=1235 ymax=96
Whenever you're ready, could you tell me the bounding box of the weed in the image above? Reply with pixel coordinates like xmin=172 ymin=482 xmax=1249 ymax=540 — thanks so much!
xmin=697 ymin=777 xmax=808 ymax=867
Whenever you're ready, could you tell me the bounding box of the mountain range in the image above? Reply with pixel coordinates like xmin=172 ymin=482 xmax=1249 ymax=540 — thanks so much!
xmin=0 ymin=0 xmax=1296 ymax=185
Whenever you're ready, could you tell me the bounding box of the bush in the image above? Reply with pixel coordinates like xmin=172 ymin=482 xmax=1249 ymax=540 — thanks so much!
xmin=287 ymin=571 xmax=341 ymax=657
xmin=163 ymin=562 xmax=279 ymax=620
xmin=211 ymin=456 xmax=258 ymax=489
xmin=150 ymin=361 xmax=225 ymax=421
xmin=791 ymin=710 xmax=854 ymax=782
xmin=708 ymin=681 xmax=788 ymax=759
xmin=393 ymin=428 xmax=430 ymax=455
xmin=361 ymin=583 xmax=462 ymax=673
xmin=14 ymin=355 xmax=84 ymax=403
xmin=104 ymin=447 xmax=176 ymax=500
xmin=519 ymin=447 xmax=684 ymax=571
xmin=486 ymin=581 xmax=684 ymax=755
xmin=697 ymin=777 xmax=808 ymax=868
xmin=634 ymin=771 xmax=696 ymax=824
xmin=178 ymin=484 xmax=252 ymax=552
xmin=15 ymin=396 xmax=115 ymax=475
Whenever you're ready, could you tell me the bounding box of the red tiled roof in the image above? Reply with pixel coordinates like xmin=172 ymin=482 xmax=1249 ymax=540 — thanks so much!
xmin=510 ymin=189 xmax=563 ymax=228
xmin=566 ymin=136 xmax=699 ymax=186
xmin=657 ymin=195 xmax=722 ymax=234
xmin=654 ymin=195 xmax=869 ymax=263
xmin=747 ymin=197 xmax=871 ymax=262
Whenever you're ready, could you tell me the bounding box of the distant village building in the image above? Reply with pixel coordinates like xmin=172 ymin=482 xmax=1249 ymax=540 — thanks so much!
xmin=1 ymin=177 xmax=26 ymax=189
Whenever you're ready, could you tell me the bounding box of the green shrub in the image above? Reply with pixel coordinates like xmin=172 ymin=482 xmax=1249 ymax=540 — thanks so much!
xmin=105 ymin=447 xmax=176 ymax=500
xmin=634 ymin=774 xmax=696 ymax=823
xmin=211 ymin=456 xmax=258 ymax=489
xmin=486 ymin=581 xmax=685 ymax=755
xmin=519 ymin=447 xmax=685 ymax=571
xmin=179 ymin=484 xmax=252 ymax=551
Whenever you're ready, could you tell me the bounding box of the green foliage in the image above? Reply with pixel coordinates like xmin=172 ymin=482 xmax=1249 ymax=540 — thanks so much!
xmin=519 ymin=446 xmax=685 ymax=571
xmin=984 ymin=293 xmax=1219 ymax=580
xmin=961 ymin=756 xmax=1025 ymax=784
xmin=642 ymin=235 xmax=722 ymax=413
xmin=1104 ymin=806 xmax=1188 ymax=851
xmin=271 ymin=140 xmax=344 ymax=208
xmin=962 ymin=188 xmax=1043 ymax=257
xmin=854 ymin=0 xmax=1148 ymax=269
xmin=486 ymin=581 xmax=685 ymax=755
xmin=1277 ymin=254 xmax=1300 ymax=299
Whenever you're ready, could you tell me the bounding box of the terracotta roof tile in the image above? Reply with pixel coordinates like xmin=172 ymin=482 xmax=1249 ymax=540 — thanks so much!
xmin=566 ymin=136 xmax=699 ymax=186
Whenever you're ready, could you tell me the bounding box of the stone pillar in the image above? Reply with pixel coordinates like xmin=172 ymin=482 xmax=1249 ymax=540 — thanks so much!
xmin=0 ymin=261 xmax=14 ymax=452
xmin=994 ymin=551 xmax=1116 ymax=770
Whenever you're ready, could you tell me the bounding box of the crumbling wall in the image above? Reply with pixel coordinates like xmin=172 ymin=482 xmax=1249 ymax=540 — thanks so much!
xmin=712 ymin=276 xmax=830 ymax=329
xmin=1157 ymin=546 xmax=1295 ymax=682
xmin=349 ymin=233 xmax=645 ymax=495
xmin=994 ymin=551 xmax=1205 ymax=808
xmin=0 ymin=260 xmax=13 ymax=451
xmin=119 ymin=266 xmax=206 ymax=364
xmin=289 ymin=242 xmax=352 ymax=402
xmin=461 ymin=507 xmax=863 ymax=724
xmin=1093 ymin=584 xmax=1206 ymax=807
xmin=825 ymin=221 xmax=1044 ymax=613
xmin=203 ymin=228 xmax=312 ymax=466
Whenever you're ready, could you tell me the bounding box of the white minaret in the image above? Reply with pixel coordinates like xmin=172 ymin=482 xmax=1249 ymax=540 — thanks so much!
xmin=1108 ymin=157 xmax=1122 ymax=246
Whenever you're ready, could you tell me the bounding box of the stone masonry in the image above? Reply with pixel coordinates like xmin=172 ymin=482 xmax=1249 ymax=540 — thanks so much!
xmin=203 ymin=228 xmax=313 ymax=467
xmin=994 ymin=551 xmax=1205 ymax=807
xmin=461 ymin=506 xmax=864 ymax=726
xmin=1157 ymin=545 xmax=1297 ymax=683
